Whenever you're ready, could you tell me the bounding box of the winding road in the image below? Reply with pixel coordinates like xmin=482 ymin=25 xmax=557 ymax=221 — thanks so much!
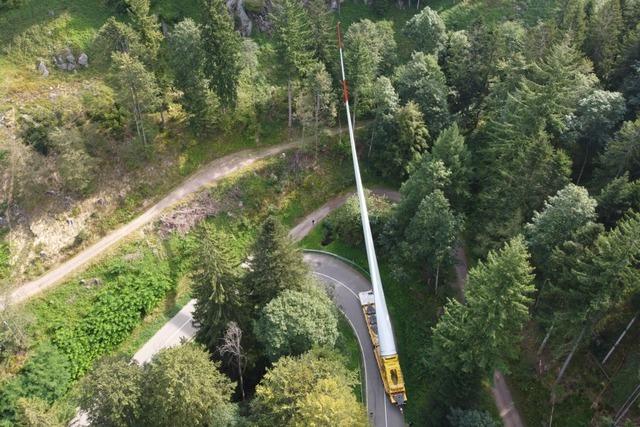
xmin=2 ymin=141 xmax=297 ymax=308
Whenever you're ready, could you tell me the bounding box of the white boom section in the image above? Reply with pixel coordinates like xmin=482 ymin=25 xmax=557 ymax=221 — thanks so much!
xmin=337 ymin=26 xmax=397 ymax=357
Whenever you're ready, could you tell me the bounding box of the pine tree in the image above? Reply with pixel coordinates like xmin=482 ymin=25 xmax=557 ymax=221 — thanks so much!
xmin=596 ymin=173 xmax=640 ymax=227
xmin=597 ymin=117 xmax=640 ymax=180
xmin=584 ymin=0 xmax=624 ymax=79
xmin=201 ymin=0 xmax=242 ymax=109
xmin=168 ymin=19 xmax=218 ymax=132
xmin=191 ymin=226 xmax=242 ymax=351
xmin=126 ymin=0 xmax=162 ymax=62
xmin=525 ymin=184 xmax=597 ymax=274
xmin=402 ymin=190 xmax=464 ymax=290
xmin=245 ymin=217 xmax=309 ymax=308
xmin=270 ymin=0 xmax=314 ymax=128
xmin=429 ymin=123 xmax=471 ymax=209
xmin=109 ymin=52 xmax=159 ymax=145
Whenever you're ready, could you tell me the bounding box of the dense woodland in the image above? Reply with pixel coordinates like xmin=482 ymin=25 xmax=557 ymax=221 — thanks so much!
xmin=1 ymin=0 xmax=640 ymax=425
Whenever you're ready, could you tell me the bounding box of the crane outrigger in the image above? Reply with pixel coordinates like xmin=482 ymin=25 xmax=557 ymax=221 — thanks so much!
xmin=336 ymin=22 xmax=407 ymax=410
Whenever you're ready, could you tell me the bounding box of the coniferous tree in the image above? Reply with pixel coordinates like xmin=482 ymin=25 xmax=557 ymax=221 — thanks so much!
xmin=428 ymin=123 xmax=471 ymax=209
xmin=394 ymin=52 xmax=450 ymax=135
xmin=402 ymin=190 xmax=464 ymax=290
xmin=270 ymin=0 xmax=314 ymax=128
xmin=558 ymin=0 xmax=587 ymax=46
xmin=245 ymin=217 xmax=308 ymax=308
xmin=585 ymin=0 xmax=624 ymax=80
xmin=110 ymin=52 xmax=160 ymax=145
xmin=597 ymin=117 xmax=640 ymax=180
xmin=191 ymin=226 xmax=241 ymax=352
xmin=168 ymin=19 xmax=218 ymax=132
xmin=596 ymin=173 xmax=640 ymax=227
xmin=403 ymin=6 xmax=447 ymax=54
xmin=202 ymin=0 xmax=243 ymax=109
xmin=525 ymin=184 xmax=597 ymax=274
xmin=126 ymin=0 xmax=162 ymax=61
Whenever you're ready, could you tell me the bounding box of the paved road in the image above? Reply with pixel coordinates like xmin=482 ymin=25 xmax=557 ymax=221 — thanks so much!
xmin=305 ymin=252 xmax=404 ymax=427
xmin=453 ymin=248 xmax=524 ymax=427
xmin=2 ymin=142 xmax=297 ymax=308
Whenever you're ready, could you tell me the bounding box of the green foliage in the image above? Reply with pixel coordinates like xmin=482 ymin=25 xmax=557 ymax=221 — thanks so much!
xmin=141 ymin=344 xmax=237 ymax=427
xmin=79 ymin=355 xmax=142 ymax=427
xmin=596 ymin=173 xmax=640 ymax=227
xmin=0 ymin=306 xmax=31 ymax=363
xmin=328 ymin=191 xmax=392 ymax=246
xmin=17 ymin=106 xmax=59 ymax=156
xmin=53 ymin=253 xmax=173 ymax=377
xmin=245 ymin=217 xmax=309 ymax=308
xmin=255 ymin=287 xmax=339 ymax=360
xmin=388 ymin=157 xmax=451 ymax=243
xmin=545 ymin=212 xmax=640 ymax=341
xmin=344 ymin=19 xmax=397 ymax=115
xmin=251 ymin=348 xmax=365 ymax=426
xmin=447 ymin=408 xmax=498 ymax=427
xmin=201 ymin=0 xmax=242 ymax=108
xmin=428 ymin=123 xmax=470 ymax=209
xmin=167 ymin=18 xmax=218 ymax=132
xmin=91 ymin=17 xmax=145 ymax=67
xmin=126 ymin=0 xmax=162 ymax=60
xmin=597 ymin=116 xmax=640 ymax=180
xmin=0 ymin=240 xmax=9 ymax=281
xmin=191 ymin=225 xmax=243 ymax=352
xmin=0 ymin=0 xmax=23 ymax=11
xmin=109 ymin=51 xmax=160 ymax=144
xmin=270 ymin=0 xmax=314 ymax=80
xmin=0 ymin=343 xmax=72 ymax=424
xmin=82 ymin=84 xmax=127 ymax=137
xmin=403 ymin=6 xmax=447 ymax=54
xmin=584 ymin=0 xmax=624 ymax=79
xmin=394 ymin=51 xmax=450 ymax=135
xmin=525 ymin=184 xmax=597 ymax=273
xmin=49 ymin=128 xmax=98 ymax=194
xmin=400 ymin=190 xmax=464 ymax=286
xmin=14 ymin=397 xmax=60 ymax=427
xmin=428 ymin=237 xmax=534 ymax=407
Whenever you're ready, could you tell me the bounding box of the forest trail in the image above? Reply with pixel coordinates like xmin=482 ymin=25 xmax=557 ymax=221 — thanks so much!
xmin=1 ymin=140 xmax=300 ymax=308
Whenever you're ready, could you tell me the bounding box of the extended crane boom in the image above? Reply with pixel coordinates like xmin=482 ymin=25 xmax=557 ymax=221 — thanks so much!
xmin=336 ymin=22 xmax=407 ymax=409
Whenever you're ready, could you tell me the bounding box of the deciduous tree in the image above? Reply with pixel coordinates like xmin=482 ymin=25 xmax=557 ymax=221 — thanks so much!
xmin=251 ymin=349 xmax=366 ymax=426
xmin=394 ymin=52 xmax=450 ymax=135
xmin=141 ymin=344 xmax=236 ymax=427
xmin=255 ymin=287 xmax=338 ymax=360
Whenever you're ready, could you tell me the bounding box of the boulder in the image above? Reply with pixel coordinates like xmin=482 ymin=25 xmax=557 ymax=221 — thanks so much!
xmin=36 ymin=60 xmax=49 ymax=77
xmin=78 ymin=53 xmax=88 ymax=67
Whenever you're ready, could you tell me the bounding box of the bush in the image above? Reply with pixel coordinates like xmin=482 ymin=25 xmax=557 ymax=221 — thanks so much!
xmin=82 ymin=85 xmax=127 ymax=137
xmin=0 ymin=343 xmax=72 ymax=425
xmin=18 ymin=107 xmax=58 ymax=156
xmin=328 ymin=191 xmax=392 ymax=246
xmin=53 ymin=253 xmax=173 ymax=377
xmin=50 ymin=128 xmax=98 ymax=194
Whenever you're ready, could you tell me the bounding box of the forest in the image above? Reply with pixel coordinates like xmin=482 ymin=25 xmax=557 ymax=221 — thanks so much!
xmin=0 ymin=0 xmax=639 ymax=425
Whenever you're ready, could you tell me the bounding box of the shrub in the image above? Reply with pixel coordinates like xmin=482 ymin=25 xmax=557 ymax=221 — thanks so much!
xmin=0 ymin=343 xmax=72 ymax=425
xmin=53 ymin=253 xmax=173 ymax=377
xmin=18 ymin=107 xmax=58 ymax=156
xmin=328 ymin=191 xmax=392 ymax=246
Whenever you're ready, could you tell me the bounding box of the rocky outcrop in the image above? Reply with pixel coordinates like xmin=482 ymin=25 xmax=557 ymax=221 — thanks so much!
xmin=36 ymin=60 xmax=49 ymax=77
xmin=52 ymin=48 xmax=88 ymax=72
xmin=227 ymin=0 xmax=253 ymax=36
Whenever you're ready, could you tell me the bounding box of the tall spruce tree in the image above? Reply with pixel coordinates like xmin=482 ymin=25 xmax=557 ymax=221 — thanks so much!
xmin=402 ymin=190 xmax=464 ymax=290
xmin=168 ymin=19 xmax=218 ymax=132
xmin=245 ymin=217 xmax=309 ymax=308
xmin=202 ymin=0 xmax=243 ymax=109
xmin=428 ymin=123 xmax=471 ymax=209
xmin=270 ymin=0 xmax=314 ymax=128
xmin=597 ymin=117 xmax=640 ymax=180
xmin=191 ymin=226 xmax=242 ymax=351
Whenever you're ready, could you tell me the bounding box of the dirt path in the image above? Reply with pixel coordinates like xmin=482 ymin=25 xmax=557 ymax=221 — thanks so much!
xmin=452 ymin=249 xmax=525 ymax=427
xmin=289 ymin=188 xmax=400 ymax=242
xmin=1 ymin=141 xmax=298 ymax=308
